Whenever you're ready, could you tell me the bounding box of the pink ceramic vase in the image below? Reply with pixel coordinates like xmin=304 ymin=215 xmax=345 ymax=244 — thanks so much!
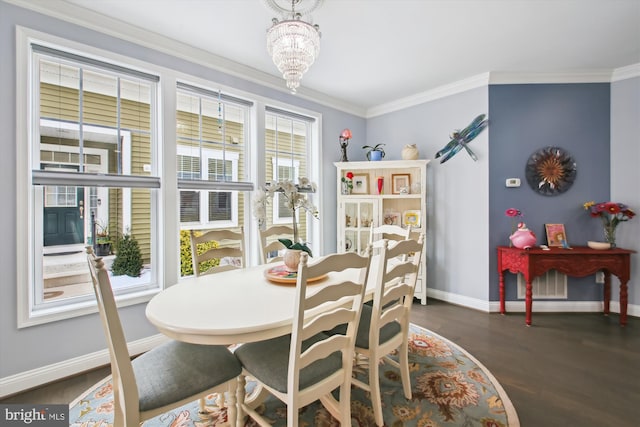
xmin=510 ymin=224 xmax=537 ymax=249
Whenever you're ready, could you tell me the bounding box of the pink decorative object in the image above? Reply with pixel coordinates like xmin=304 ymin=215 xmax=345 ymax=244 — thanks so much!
xmin=283 ymin=249 xmax=302 ymax=272
xmin=509 ymin=223 xmax=537 ymax=249
xmin=340 ymin=129 xmax=352 ymax=140
xmin=377 ymin=176 xmax=384 ymax=194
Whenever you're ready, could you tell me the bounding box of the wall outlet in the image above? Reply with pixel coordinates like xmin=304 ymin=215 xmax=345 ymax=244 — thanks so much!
xmin=506 ymin=178 xmax=521 ymax=187
xmin=595 ymin=271 xmax=605 ymax=283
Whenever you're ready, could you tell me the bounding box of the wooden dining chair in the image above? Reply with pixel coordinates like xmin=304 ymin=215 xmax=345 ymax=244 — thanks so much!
xmin=369 ymin=223 xmax=411 ymax=244
xmin=235 ymin=248 xmax=373 ymax=427
xmin=341 ymin=234 xmax=424 ymax=427
xmin=369 ymin=223 xmax=411 ymax=256
xmin=259 ymin=224 xmax=295 ymax=264
xmin=86 ymin=247 xmax=241 ymax=426
xmin=189 ymin=228 xmax=245 ymax=276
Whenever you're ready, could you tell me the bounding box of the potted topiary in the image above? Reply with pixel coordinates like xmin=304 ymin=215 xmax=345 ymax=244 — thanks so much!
xmin=95 ymin=222 xmax=112 ymax=256
xmin=363 ymin=143 xmax=386 ymax=161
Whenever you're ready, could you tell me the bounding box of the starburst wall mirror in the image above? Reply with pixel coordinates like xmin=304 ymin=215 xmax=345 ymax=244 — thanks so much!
xmin=525 ymin=146 xmax=577 ymax=196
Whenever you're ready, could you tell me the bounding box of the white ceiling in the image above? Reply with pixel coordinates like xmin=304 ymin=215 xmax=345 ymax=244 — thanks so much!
xmin=38 ymin=0 xmax=640 ymax=112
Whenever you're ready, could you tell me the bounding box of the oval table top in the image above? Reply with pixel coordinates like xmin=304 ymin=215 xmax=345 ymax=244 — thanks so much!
xmin=145 ymin=263 xmax=373 ymax=346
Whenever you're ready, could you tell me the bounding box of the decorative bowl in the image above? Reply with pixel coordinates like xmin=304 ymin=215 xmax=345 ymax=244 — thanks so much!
xmin=587 ymin=241 xmax=611 ymax=250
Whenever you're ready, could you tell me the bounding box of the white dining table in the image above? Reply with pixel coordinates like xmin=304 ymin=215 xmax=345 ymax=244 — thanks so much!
xmin=145 ymin=262 xmax=378 ymax=346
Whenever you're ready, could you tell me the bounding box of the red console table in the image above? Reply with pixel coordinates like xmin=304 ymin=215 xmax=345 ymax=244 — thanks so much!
xmin=497 ymin=246 xmax=635 ymax=326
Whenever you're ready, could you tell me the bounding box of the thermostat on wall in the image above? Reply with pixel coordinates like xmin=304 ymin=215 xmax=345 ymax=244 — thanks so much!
xmin=506 ymin=178 xmax=521 ymax=187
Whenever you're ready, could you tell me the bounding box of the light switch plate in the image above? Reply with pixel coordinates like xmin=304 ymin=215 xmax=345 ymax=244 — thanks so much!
xmin=506 ymin=178 xmax=521 ymax=187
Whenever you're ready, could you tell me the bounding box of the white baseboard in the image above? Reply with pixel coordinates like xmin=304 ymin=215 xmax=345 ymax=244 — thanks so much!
xmin=427 ymin=288 xmax=492 ymax=311
xmin=427 ymin=289 xmax=640 ymax=317
xmin=0 ymin=334 xmax=168 ymax=399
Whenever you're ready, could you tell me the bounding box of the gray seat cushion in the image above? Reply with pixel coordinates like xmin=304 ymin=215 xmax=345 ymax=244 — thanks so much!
xmin=235 ymin=333 xmax=341 ymax=393
xmin=330 ymin=304 xmax=401 ymax=349
xmin=132 ymin=341 xmax=241 ymax=412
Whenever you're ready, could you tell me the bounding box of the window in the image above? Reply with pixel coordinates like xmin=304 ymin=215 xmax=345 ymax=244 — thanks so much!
xmin=264 ymin=109 xmax=314 ymax=245
xmin=176 ymin=83 xmax=253 ymax=277
xmin=19 ymin=39 xmax=160 ymax=326
xmin=177 ymin=146 xmax=239 ymax=226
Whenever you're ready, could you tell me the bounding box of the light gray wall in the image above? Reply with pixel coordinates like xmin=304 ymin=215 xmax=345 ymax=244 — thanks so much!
xmin=611 ymin=76 xmax=640 ymax=305
xmin=0 ymin=1 xmax=363 ymax=380
xmin=367 ymin=87 xmax=490 ymax=303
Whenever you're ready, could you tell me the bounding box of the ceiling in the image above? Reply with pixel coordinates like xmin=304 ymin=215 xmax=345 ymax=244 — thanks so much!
xmin=44 ymin=1 xmax=640 ymax=113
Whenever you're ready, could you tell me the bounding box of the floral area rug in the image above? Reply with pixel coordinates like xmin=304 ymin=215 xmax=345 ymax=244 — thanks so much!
xmin=69 ymin=324 xmax=519 ymax=426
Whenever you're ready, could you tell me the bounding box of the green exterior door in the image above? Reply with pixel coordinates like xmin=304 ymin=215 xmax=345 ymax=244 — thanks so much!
xmin=43 ymin=184 xmax=85 ymax=247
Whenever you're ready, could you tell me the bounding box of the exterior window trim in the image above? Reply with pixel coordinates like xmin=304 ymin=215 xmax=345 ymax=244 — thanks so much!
xmin=177 ymin=145 xmax=240 ymax=229
xmin=271 ymin=157 xmax=300 ymax=224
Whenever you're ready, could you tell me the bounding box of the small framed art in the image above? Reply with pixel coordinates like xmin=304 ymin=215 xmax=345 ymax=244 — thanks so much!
xmin=352 ymin=174 xmax=369 ymax=194
xmin=403 ymin=210 xmax=421 ymax=228
xmin=545 ymin=223 xmax=567 ymax=247
xmin=391 ymin=173 xmax=411 ymax=194
xmin=383 ymin=211 xmax=401 ymax=226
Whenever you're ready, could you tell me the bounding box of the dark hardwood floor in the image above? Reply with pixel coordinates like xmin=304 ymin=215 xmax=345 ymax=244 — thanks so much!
xmin=411 ymin=299 xmax=640 ymax=427
xmin=2 ymin=299 xmax=639 ymax=426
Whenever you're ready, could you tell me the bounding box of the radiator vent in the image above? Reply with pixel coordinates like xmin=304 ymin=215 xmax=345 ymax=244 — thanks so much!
xmin=517 ymin=270 xmax=567 ymax=299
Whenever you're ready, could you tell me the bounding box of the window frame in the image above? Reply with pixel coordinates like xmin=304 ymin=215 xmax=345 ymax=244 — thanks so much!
xmin=17 ymin=28 xmax=162 ymax=327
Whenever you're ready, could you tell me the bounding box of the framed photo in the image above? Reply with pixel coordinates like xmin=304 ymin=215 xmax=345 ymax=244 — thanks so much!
xmin=383 ymin=211 xmax=401 ymax=226
xmin=352 ymin=174 xmax=369 ymax=194
xmin=403 ymin=210 xmax=421 ymax=228
xmin=545 ymin=224 xmax=567 ymax=247
xmin=391 ymin=173 xmax=411 ymax=194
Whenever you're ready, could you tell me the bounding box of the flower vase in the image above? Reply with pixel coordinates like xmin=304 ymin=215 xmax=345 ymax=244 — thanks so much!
xmin=341 ymin=180 xmax=352 ymax=195
xmin=377 ymin=177 xmax=383 ymax=194
xmin=604 ymin=225 xmax=617 ymax=248
xmin=283 ymin=249 xmax=302 ymax=272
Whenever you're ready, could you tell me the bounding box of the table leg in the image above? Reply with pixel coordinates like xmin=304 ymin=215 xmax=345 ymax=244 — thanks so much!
xmin=499 ymin=271 xmax=506 ymax=314
xmin=525 ymin=280 xmax=533 ymax=326
xmin=603 ymin=271 xmax=611 ymax=315
xmin=620 ymin=280 xmax=628 ymax=327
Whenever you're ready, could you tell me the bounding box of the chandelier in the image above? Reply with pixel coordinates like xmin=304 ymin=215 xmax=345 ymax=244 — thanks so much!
xmin=265 ymin=0 xmax=322 ymax=93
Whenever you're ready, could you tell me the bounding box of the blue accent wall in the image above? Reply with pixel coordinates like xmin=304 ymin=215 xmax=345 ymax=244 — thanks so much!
xmin=488 ymin=83 xmax=611 ymax=301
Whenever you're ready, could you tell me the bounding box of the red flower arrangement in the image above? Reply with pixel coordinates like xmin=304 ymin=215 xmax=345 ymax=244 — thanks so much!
xmin=583 ymin=201 xmax=635 ymax=247
xmin=341 ymin=171 xmax=354 ymax=193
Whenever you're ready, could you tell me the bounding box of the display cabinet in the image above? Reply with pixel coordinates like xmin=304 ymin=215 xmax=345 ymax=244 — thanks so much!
xmin=335 ymin=159 xmax=429 ymax=304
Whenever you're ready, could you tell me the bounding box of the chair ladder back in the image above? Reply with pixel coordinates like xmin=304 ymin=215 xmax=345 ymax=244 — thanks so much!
xmin=86 ymin=247 xmax=139 ymax=421
xmin=259 ymin=224 xmax=295 ymax=264
xmin=189 ymin=228 xmax=245 ymax=276
xmin=292 ymin=249 xmax=371 ymax=405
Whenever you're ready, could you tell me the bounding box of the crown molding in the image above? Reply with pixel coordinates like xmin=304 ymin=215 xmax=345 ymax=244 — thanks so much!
xmin=4 ymin=0 xmax=366 ymax=117
xmin=488 ymin=70 xmax=613 ymax=85
xmin=366 ymin=73 xmax=491 ymax=119
xmin=612 ymin=63 xmax=640 ymax=82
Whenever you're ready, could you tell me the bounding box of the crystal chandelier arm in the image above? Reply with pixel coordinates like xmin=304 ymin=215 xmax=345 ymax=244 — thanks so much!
xmin=262 ymin=0 xmax=324 ymax=19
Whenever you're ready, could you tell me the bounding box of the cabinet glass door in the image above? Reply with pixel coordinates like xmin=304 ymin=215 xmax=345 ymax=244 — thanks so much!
xmin=343 ymin=200 xmax=375 ymax=254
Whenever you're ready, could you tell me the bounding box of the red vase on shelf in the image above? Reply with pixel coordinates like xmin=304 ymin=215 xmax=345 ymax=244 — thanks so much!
xmin=377 ymin=176 xmax=383 ymax=194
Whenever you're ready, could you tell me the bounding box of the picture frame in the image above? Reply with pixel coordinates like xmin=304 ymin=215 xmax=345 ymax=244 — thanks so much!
xmin=352 ymin=174 xmax=369 ymax=194
xmin=383 ymin=211 xmax=401 ymax=226
xmin=403 ymin=210 xmax=421 ymax=228
xmin=391 ymin=173 xmax=411 ymax=194
xmin=545 ymin=223 xmax=567 ymax=247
